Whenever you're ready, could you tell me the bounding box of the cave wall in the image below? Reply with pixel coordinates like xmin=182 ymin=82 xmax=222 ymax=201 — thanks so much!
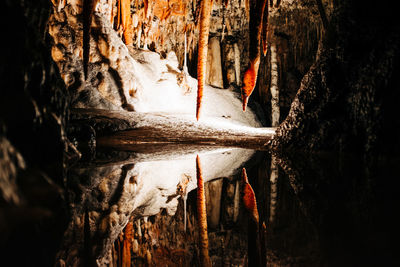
xmin=0 ymin=0 xmax=72 ymax=265
xmin=270 ymin=0 xmax=400 ymax=154
xmin=0 ymin=0 xmax=73 ymax=202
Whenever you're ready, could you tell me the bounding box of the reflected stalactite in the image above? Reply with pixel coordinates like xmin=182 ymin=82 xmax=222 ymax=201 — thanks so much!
xmin=242 ymin=168 xmax=259 ymax=224
xmin=269 ymin=155 xmax=278 ymax=224
xmin=183 ymin=194 xmax=187 ymax=231
xmin=122 ymin=220 xmax=133 ymax=267
xmin=196 ymin=155 xmax=211 ymax=267
xmin=233 ymin=179 xmax=240 ymax=223
xmin=242 ymin=167 xmax=262 ymax=266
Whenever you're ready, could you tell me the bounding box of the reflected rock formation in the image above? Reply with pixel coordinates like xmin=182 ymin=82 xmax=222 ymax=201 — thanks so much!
xmin=56 ymin=146 xmax=254 ymax=266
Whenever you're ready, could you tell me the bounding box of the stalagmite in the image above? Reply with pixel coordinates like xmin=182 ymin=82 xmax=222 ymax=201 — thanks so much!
xmin=241 ymin=0 xmax=268 ymax=111
xmin=196 ymin=155 xmax=211 ymax=267
xmin=196 ymin=0 xmax=213 ymax=120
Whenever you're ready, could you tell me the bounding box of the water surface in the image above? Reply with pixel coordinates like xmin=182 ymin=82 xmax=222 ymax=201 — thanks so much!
xmin=2 ymin=146 xmax=399 ymax=266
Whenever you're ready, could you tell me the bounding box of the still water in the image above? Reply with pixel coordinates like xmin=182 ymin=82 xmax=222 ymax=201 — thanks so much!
xmin=2 ymin=145 xmax=400 ymax=266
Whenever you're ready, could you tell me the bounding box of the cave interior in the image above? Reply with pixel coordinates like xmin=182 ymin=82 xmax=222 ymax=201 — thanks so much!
xmin=1 ymin=0 xmax=400 ymax=266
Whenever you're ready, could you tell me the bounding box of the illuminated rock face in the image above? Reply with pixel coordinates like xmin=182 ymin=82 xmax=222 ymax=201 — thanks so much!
xmin=48 ymin=0 xmax=263 ymax=126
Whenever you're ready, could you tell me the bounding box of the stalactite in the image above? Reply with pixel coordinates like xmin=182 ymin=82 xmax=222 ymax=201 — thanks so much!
xmin=234 ymin=43 xmax=241 ymax=86
xmin=82 ymin=0 xmax=97 ymax=80
xmin=224 ymin=0 xmax=229 ymax=8
xmin=117 ymin=0 xmax=121 ymax=30
xmin=109 ymin=0 xmax=114 ymax=25
xmin=196 ymin=155 xmax=211 ymax=267
xmin=121 ymin=0 xmax=133 ymax=45
xmin=244 ymin=0 xmax=250 ymax=20
xmin=270 ymin=43 xmax=279 ymax=126
xmin=196 ymin=0 xmax=213 ymax=120
xmin=315 ymin=0 xmax=329 ymax=30
xmin=241 ymin=0 xmax=267 ymax=111
xmin=144 ymin=0 xmax=149 ymax=18
xmin=262 ymin=0 xmax=269 ymax=56
xmin=137 ymin=26 xmax=142 ymax=48
xmin=184 ymin=31 xmax=188 ymax=73
xmin=194 ymin=0 xmax=202 ymax=26
xmin=275 ymin=0 xmax=281 ymax=8
xmin=242 ymin=168 xmax=259 ymax=224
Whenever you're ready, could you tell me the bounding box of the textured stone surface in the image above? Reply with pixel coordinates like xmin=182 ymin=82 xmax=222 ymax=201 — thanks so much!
xmin=270 ymin=1 xmax=400 ymax=153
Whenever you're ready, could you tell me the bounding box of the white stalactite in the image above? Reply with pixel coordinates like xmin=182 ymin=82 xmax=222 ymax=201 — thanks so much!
xmin=234 ymin=43 xmax=241 ymax=86
xmin=137 ymin=28 xmax=142 ymax=48
xmin=269 ymin=43 xmax=279 ymax=224
xmin=184 ymin=31 xmax=188 ymax=73
xmin=270 ymin=43 xmax=279 ymax=127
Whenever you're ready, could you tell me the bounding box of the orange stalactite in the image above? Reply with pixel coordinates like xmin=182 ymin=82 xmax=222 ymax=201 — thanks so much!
xmin=241 ymin=0 xmax=267 ymax=111
xmin=242 ymin=168 xmax=259 ymax=224
xmin=144 ymin=0 xmax=149 ymax=17
xmin=196 ymin=0 xmax=213 ymax=120
xmin=241 ymin=57 xmax=260 ymax=111
xmin=262 ymin=0 xmax=269 ymax=56
xmin=122 ymin=221 xmax=133 ymax=267
xmin=196 ymin=155 xmax=211 ymax=267
xmin=121 ymin=0 xmax=133 ymax=45
xmin=224 ymin=0 xmax=229 ymax=8
xmin=117 ymin=0 xmax=121 ymax=30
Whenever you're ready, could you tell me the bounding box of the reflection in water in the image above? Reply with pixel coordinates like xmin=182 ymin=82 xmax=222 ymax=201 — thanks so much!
xmin=196 ymin=155 xmax=211 ymax=267
xmin=56 ymin=146 xmax=254 ymax=266
xmin=3 ymin=146 xmax=400 ymax=266
xmin=269 ymin=155 xmax=278 ymax=224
